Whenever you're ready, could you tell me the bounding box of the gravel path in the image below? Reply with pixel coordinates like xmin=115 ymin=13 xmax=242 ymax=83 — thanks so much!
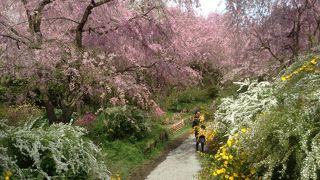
xmin=145 ymin=135 xmax=201 ymax=180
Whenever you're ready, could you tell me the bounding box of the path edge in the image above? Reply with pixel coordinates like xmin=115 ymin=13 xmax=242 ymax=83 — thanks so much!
xmin=127 ymin=130 xmax=191 ymax=180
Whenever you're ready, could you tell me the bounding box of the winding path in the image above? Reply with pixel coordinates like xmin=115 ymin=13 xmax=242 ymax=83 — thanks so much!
xmin=145 ymin=135 xmax=201 ymax=180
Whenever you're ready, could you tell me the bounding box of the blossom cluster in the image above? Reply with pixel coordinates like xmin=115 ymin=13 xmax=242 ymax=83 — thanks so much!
xmin=281 ymin=57 xmax=319 ymax=81
xmin=207 ymin=128 xmax=256 ymax=180
xmin=215 ymin=79 xmax=276 ymax=134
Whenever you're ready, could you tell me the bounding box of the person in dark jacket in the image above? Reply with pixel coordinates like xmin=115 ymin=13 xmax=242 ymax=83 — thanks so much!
xmin=192 ymin=111 xmax=201 ymax=150
xmin=197 ymin=125 xmax=206 ymax=152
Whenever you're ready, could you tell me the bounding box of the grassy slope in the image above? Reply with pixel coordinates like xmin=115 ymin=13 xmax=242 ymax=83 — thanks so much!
xmin=101 ymin=86 xmax=218 ymax=179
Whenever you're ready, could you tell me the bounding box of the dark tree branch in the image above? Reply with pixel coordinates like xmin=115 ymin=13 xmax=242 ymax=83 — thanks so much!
xmin=75 ymin=0 xmax=113 ymax=48
xmin=115 ymin=59 xmax=173 ymax=74
xmin=20 ymin=0 xmax=54 ymax=48
xmin=45 ymin=17 xmax=80 ymax=24
xmin=0 ymin=34 xmax=28 ymax=45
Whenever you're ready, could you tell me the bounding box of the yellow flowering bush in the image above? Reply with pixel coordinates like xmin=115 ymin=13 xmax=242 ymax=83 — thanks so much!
xmin=3 ymin=170 xmax=12 ymax=180
xmin=110 ymin=174 xmax=121 ymax=180
xmin=199 ymin=128 xmax=257 ymax=180
xmin=281 ymin=57 xmax=319 ymax=81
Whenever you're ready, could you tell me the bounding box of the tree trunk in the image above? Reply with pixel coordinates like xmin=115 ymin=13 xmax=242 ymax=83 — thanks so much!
xmin=39 ymin=85 xmax=58 ymax=124
xmin=60 ymin=107 xmax=73 ymax=124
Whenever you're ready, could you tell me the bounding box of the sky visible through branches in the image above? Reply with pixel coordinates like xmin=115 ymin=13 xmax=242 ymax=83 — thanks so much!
xmin=197 ymin=0 xmax=226 ymax=15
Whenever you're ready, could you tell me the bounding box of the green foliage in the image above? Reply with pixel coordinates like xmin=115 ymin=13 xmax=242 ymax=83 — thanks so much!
xmin=189 ymin=61 xmax=222 ymax=86
xmin=162 ymin=87 xmax=212 ymax=112
xmin=0 ymin=104 xmax=43 ymax=126
xmin=0 ymin=118 xmax=110 ymax=179
xmin=98 ymin=124 xmax=168 ymax=179
xmin=0 ymin=76 xmax=29 ymax=104
xmin=207 ymin=84 xmax=220 ymax=99
xmin=218 ymin=81 xmax=239 ymax=99
xmin=91 ymin=106 xmax=151 ymax=141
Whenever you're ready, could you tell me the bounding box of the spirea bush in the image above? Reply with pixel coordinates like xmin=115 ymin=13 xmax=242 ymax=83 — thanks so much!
xmin=202 ymin=56 xmax=320 ymax=179
xmin=0 ymin=118 xmax=110 ymax=179
xmin=241 ymin=60 xmax=320 ymax=179
xmin=214 ymin=79 xmax=277 ymax=134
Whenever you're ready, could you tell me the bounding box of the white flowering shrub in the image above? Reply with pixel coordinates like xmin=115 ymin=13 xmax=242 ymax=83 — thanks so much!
xmin=0 ymin=118 xmax=110 ymax=179
xmin=215 ymin=79 xmax=277 ymax=134
xmin=210 ymin=56 xmax=320 ymax=179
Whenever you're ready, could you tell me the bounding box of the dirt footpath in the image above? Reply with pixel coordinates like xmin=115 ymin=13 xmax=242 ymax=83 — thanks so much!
xmin=145 ymin=135 xmax=201 ymax=180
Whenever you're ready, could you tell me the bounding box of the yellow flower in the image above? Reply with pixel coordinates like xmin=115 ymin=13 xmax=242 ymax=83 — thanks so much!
xmin=216 ymin=169 xmax=224 ymax=175
xmin=286 ymin=75 xmax=292 ymax=79
xmin=281 ymin=76 xmax=286 ymax=81
xmin=224 ymin=161 xmax=228 ymax=167
xmin=229 ymin=155 xmax=233 ymax=160
xmin=250 ymin=168 xmax=256 ymax=174
xmin=305 ymin=67 xmax=314 ymax=72
xmin=221 ymin=168 xmax=226 ymax=173
xmin=222 ymin=147 xmax=227 ymax=153
xmin=225 ymin=175 xmax=230 ymax=179
xmin=199 ymin=115 xmax=205 ymax=122
xmin=233 ymin=173 xmax=239 ymax=177
xmin=310 ymin=58 xmax=318 ymax=65
xmin=229 ymin=176 xmax=234 ymax=180
xmin=241 ymin=128 xmax=247 ymax=133
xmin=212 ymin=172 xmax=217 ymax=176
xmin=4 ymin=170 xmax=12 ymax=180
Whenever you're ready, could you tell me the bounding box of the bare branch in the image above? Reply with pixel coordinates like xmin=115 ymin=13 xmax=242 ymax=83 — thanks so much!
xmin=45 ymin=17 xmax=79 ymax=24
xmin=115 ymin=59 xmax=173 ymax=74
xmin=75 ymin=0 xmax=113 ymax=48
xmin=0 ymin=34 xmax=28 ymax=45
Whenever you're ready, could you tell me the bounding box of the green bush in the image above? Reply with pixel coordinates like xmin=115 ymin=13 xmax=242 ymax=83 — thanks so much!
xmin=207 ymin=84 xmax=220 ymax=99
xmin=0 ymin=118 xmax=110 ymax=179
xmin=189 ymin=60 xmax=222 ymax=85
xmin=103 ymin=106 xmax=151 ymax=141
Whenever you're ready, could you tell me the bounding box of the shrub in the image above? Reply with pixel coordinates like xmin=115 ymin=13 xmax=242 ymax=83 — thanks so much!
xmin=103 ymin=106 xmax=151 ymax=141
xmin=214 ymin=79 xmax=277 ymax=134
xmin=207 ymin=84 xmax=220 ymax=99
xmin=0 ymin=118 xmax=110 ymax=179
xmin=202 ymin=56 xmax=320 ymax=179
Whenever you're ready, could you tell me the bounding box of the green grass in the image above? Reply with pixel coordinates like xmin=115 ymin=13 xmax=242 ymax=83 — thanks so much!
xmin=90 ymin=123 xmax=169 ymax=178
xmin=94 ymin=121 xmax=192 ymax=179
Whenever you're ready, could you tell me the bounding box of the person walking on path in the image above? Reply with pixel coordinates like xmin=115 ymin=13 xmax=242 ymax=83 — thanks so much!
xmin=192 ymin=110 xmax=205 ymax=151
xmin=196 ymin=125 xmax=206 ymax=152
